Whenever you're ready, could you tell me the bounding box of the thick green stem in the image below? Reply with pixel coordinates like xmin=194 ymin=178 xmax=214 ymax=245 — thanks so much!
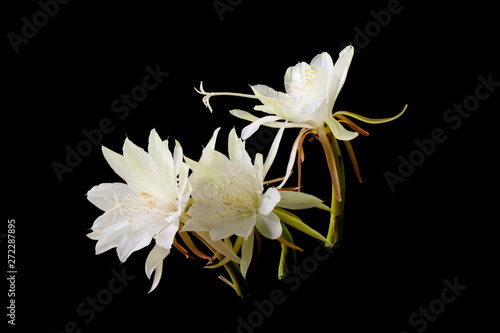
xmin=223 ymin=261 xmax=249 ymax=297
xmin=326 ymin=134 xmax=345 ymax=246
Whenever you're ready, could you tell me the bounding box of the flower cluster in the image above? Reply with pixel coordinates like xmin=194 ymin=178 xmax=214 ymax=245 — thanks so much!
xmin=87 ymin=45 xmax=406 ymax=295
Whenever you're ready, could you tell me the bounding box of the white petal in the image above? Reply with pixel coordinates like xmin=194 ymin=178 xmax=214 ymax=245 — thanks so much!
xmin=241 ymin=115 xmax=282 ymax=140
xmin=173 ymin=140 xmax=183 ymax=175
xmin=145 ymin=244 xmax=170 ymax=279
xmin=90 ymin=210 xmax=132 ymax=233
xmin=87 ymin=183 xmax=136 ymax=211
xmin=277 ymin=190 xmax=324 ymax=210
xmin=255 ymin=212 xmax=282 ymax=240
xmin=117 ymin=232 xmax=153 ymax=262
xmin=310 ymin=52 xmax=334 ymax=70
xmin=102 ymin=145 xmax=130 ymax=181
xmin=241 ymin=230 xmax=255 ymax=277
xmin=277 ymin=130 xmax=304 ymax=189
xmin=209 ymin=214 xmax=256 ymax=241
xmin=93 ymin=228 xmax=126 ymax=255
xmin=284 ymin=66 xmax=294 ymax=94
xmin=254 ymin=153 xmax=264 ymax=182
xmin=258 ymin=187 xmax=281 ymax=216
xmin=148 ymin=260 xmax=164 ymax=293
xmin=328 ymin=45 xmax=354 ymax=108
xmin=251 ymin=84 xmax=284 ymax=102
xmin=180 ymin=217 xmax=210 ymax=233
xmin=154 ymin=220 xmax=179 ymax=250
xmin=262 ymin=123 xmax=286 ymax=179
xmin=199 ymin=128 xmax=221 ymax=166
xmin=196 ymin=231 xmax=241 ymax=263
xmin=325 ymin=116 xmax=359 ymax=141
xmin=148 ymin=129 xmax=174 ymax=172
xmin=228 ymin=128 xmax=252 ymax=167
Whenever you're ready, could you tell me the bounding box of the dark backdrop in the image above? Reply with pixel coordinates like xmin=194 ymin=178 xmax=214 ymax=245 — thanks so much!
xmin=4 ymin=1 xmax=497 ymax=332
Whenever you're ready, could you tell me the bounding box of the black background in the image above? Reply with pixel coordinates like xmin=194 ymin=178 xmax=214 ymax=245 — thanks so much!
xmin=4 ymin=0 xmax=498 ymax=332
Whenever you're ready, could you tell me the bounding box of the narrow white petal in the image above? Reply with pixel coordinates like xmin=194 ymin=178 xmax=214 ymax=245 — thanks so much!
xmin=277 ymin=130 xmax=304 ymax=189
xmin=255 ymin=212 xmax=282 ymax=240
xmin=262 ymin=123 xmax=286 ymax=179
xmin=241 ymin=115 xmax=282 ymax=140
xmin=199 ymin=127 xmax=221 ymax=166
xmin=148 ymin=260 xmax=164 ymax=293
xmin=328 ymin=45 xmax=354 ymax=108
xmin=173 ymin=140 xmax=183 ymax=175
xmin=145 ymin=244 xmax=170 ymax=279
xmin=241 ymin=230 xmax=255 ymax=277
xmin=148 ymin=129 xmax=174 ymax=171
xmin=102 ymin=146 xmax=130 ymax=181
xmin=277 ymin=190 xmax=324 ymax=210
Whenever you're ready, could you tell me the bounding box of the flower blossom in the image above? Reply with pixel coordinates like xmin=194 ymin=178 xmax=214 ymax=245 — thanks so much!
xmin=182 ymin=127 xmax=328 ymax=276
xmin=196 ymin=45 xmax=406 ymax=201
xmin=86 ymin=129 xmax=192 ymax=292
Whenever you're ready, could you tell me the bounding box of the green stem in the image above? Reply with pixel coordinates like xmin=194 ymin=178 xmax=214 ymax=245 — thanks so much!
xmin=278 ymin=222 xmax=297 ymax=280
xmin=326 ymin=134 xmax=345 ymax=246
xmin=223 ymin=261 xmax=249 ymax=297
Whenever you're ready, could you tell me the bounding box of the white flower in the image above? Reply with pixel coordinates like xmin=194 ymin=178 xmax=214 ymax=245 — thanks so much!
xmin=182 ymin=127 xmax=325 ymax=276
xmin=197 ymin=46 xmax=360 ymax=140
xmin=196 ymin=45 xmax=407 ymax=200
xmin=87 ymin=129 xmax=191 ymax=292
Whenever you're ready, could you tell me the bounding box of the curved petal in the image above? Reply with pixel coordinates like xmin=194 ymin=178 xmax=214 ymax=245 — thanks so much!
xmin=251 ymin=84 xmax=286 ymax=102
xmin=148 ymin=260 xmax=164 ymax=293
xmin=333 ymin=104 xmax=408 ymax=124
xmin=277 ymin=129 xmax=306 ymax=189
xmin=328 ymin=45 xmax=354 ymax=110
xmin=148 ymin=129 xmax=174 ymax=172
xmin=209 ymin=214 xmax=256 ymax=241
xmin=180 ymin=217 xmax=210 ymax=233
xmin=117 ymin=232 xmax=153 ymax=262
xmin=258 ymin=188 xmax=281 ymax=216
xmin=92 ymin=228 xmax=126 ymax=255
xmin=277 ymin=190 xmax=324 ymax=210
xmin=196 ymin=231 xmax=241 ymax=264
xmin=145 ymin=244 xmax=170 ymax=279
xmin=87 ymin=182 xmax=137 ymax=211
xmin=154 ymin=220 xmax=179 ymax=249
xmin=256 ymin=212 xmax=282 ymax=240
xmin=102 ymin=146 xmax=130 ymax=182
xmin=262 ymin=123 xmax=286 ymax=179
xmin=311 ymin=52 xmax=334 ymax=70
xmin=230 ymin=109 xmax=309 ymax=129
xmin=241 ymin=115 xmax=282 ymax=140
xmin=241 ymin=230 xmax=255 ymax=277
xmin=325 ymin=116 xmax=359 ymax=141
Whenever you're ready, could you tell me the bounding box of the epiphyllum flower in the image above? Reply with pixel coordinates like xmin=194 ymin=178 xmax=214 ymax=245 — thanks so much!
xmin=182 ymin=127 xmax=328 ymax=276
xmin=86 ymin=129 xmax=192 ymax=292
xmin=196 ymin=45 xmax=406 ymax=201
